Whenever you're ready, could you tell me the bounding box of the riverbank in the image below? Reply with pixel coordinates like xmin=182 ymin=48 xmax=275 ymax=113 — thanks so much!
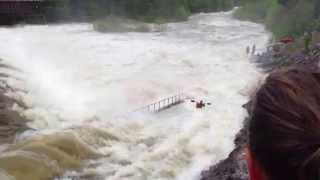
xmin=200 ymin=38 xmax=320 ymax=180
xmin=200 ymin=117 xmax=249 ymax=180
xmin=255 ymin=33 xmax=320 ymax=72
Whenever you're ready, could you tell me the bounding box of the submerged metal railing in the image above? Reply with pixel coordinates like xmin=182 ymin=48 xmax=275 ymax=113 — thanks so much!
xmin=132 ymin=93 xmax=188 ymax=113
xmin=114 ymin=93 xmax=192 ymax=119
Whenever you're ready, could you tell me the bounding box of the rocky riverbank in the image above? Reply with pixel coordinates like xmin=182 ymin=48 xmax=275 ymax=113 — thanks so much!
xmin=200 ymin=43 xmax=320 ymax=180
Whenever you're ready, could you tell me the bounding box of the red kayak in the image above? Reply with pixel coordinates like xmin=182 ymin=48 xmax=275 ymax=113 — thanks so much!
xmin=280 ymin=36 xmax=294 ymax=44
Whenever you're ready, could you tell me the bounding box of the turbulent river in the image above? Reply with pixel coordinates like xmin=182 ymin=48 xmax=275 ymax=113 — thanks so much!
xmin=0 ymin=11 xmax=269 ymax=180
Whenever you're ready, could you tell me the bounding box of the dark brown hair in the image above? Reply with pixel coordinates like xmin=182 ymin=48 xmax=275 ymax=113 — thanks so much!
xmin=249 ymin=68 xmax=320 ymax=180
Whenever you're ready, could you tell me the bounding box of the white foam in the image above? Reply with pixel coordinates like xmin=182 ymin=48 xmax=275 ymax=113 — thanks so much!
xmin=0 ymin=11 xmax=269 ymax=180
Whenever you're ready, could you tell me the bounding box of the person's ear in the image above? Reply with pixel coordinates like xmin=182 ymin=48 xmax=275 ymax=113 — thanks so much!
xmin=245 ymin=147 xmax=266 ymax=180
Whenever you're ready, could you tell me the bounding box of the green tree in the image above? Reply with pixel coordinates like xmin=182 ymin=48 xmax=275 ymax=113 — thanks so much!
xmin=235 ymin=0 xmax=319 ymax=38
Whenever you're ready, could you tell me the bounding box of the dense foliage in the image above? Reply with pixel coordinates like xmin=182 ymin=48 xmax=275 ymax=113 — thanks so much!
xmin=234 ymin=0 xmax=320 ymax=38
xmin=41 ymin=0 xmax=234 ymax=23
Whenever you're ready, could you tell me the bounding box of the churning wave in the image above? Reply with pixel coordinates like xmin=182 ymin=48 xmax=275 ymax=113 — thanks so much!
xmin=0 ymin=11 xmax=269 ymax=180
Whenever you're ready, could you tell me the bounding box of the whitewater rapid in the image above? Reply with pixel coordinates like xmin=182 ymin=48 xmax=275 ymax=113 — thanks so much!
xmin=0 ymin=11 xmax=269 ymax=180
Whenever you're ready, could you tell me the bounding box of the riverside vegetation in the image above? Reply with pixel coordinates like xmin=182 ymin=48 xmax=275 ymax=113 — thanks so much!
xmin=0 ymin=0 xmax=234 ymax=31
xmin=234 ymin=0 xmax=320 ymax=39
xmin=2 ymin=0 xmax=319 ymax=36
xmin=85 ymin=0 xmax=235 ymax=32
xmin=44 ymin=0 xmax=234 ymax=22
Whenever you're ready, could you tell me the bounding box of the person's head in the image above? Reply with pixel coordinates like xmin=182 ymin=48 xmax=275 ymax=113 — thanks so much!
xmin=247 ymin=68 xmax=320 ymax=180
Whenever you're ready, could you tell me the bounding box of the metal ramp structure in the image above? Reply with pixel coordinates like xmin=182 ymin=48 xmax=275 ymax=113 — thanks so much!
xmin=113 ymin=93 xmax=193 ymax=119
xmin=132 ymin=93 xmax=190 ymax=113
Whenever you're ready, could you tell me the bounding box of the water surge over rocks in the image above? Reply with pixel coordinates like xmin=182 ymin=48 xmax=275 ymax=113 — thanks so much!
xmin=0 ymin=11 xmax=269 ymax=180
xmin=0 ymin=59 xmax=29 ymax=145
